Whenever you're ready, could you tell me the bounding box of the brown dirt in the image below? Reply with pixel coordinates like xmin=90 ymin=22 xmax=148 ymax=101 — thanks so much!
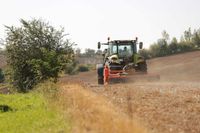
xmin=61 ymin=51 xmax=200 ymax=133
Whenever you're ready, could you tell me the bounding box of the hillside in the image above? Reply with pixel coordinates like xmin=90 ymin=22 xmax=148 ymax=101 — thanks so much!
xmin=148 ymin=51 xmax=200 ymax=82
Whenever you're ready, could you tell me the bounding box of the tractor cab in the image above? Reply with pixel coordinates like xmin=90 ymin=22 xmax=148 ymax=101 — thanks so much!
xmin=98 ymin=38 xmax=143 ymax=64
xmin=98 ymin=38 xmax=143 ymax=57
xmin=107 ymin=40 xmax=137 ymax=58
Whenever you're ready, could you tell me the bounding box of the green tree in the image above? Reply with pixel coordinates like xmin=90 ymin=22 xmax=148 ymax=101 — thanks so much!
xmin=162 ymin=30 xmax=170 ymax=42
xmin=192 ymin=29 xmax=200 ymax=48
xmin=184 ymin=28 xmax=192 ymax=42
xmin=139 ymin=49 xmax=151 ymax=59
xmin=177 ymin=41 xmax=193 ymax=52
xmin=149 ymin=43 xmax=161 ymax=57
xmin=157 ymin=38 xmax=169 ymax=56
xmin=0 ymin=68 xmax=4 ymax=83
xmin=168 ymin=37 xmax=178 ymax=54
xmin=5 ymin=19 xmax=74 ymax=92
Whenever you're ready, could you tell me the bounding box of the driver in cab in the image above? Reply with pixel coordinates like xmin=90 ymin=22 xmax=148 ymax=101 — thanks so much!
xmin=120 ymin=46 xmax=131 ymax=57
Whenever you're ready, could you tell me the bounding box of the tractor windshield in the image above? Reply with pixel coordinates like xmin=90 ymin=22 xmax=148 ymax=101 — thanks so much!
xmin=109 ymin=42 xmax=134 ymax=58
xmin=118 ymin=45 xmax=132 ymax=57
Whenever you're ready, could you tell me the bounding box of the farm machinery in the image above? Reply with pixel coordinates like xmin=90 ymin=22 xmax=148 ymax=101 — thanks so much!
xmin=97 ymin=37 xmax=158 ymax=85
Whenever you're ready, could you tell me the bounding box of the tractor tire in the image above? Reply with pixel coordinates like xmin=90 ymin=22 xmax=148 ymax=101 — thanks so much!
xmin=137 ymin=61 xmax=147 ymax=73
xmin=96 ymin=64 xmax=104 ymax=85
xmin=98 ymin=76 xmax=104 ymax=85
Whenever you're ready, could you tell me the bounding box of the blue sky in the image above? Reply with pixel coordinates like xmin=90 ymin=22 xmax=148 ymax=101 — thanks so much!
xmin=0 ymin=0 xmax=200 ymax=51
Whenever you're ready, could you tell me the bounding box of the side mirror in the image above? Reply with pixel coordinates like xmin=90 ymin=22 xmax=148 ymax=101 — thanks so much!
xmin=139 ymin=42 xmax=143 ymax=49
xmin=98 ymin=42 xmax=101 ymax=49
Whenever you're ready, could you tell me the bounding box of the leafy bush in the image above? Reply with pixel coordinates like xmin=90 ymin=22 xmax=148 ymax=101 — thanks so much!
xmin=139 ymin=49 xmax=151 ymax=59
xmin=5 ymin=19 xmax=74 ymax=92
xmin=65 ymin=60 xmax=79 ymax=75
xmin=0 ymin=68 xmax=4 ymax=83
xmin=177 ymin=42 xmax=194 ymax=52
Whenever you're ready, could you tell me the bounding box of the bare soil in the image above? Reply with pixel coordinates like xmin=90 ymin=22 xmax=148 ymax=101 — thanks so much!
xmin=61 ymin=51 xmax=200 ymax=133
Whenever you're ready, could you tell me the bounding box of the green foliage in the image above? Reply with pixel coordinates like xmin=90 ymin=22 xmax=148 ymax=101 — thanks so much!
xmin=143 ymin=28 xmax=200 ymax=59
xmin=5 ymin=19 xmax=74 ymax=92
xmin=192 ymin=29 xmax=200 ymax=48
xmin=0 ymin=92 xmax=70 ymax=133
xmin=183 ymin=28 xmax=192 ymax=42
xmin=35 ymin=81 xmax=59 ymax=100
xmin=65 ymin=60 xmax=79 ymax=75
xmin=139 ymin=49 xmax=151 ymax=59
xmin=149 ymin=43 xmax=161 ymax=57
xmin=0 ymin=68 xmax=4 ymax=83
xmin=65 ymin=62 xmax=90 ymax=74
xmin=168 ymin=37 xmax=178 ymax=54
xmin=157 ymin=38 xmax=169 ymax=56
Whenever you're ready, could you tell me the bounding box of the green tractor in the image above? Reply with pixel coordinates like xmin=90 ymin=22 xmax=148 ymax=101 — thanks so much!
xmin=97 ymin=37 xmax=147 ymax=85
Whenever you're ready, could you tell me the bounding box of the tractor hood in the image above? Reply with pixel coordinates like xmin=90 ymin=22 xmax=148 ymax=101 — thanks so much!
xmin=108 ymin=54 xmax=120 ymax=63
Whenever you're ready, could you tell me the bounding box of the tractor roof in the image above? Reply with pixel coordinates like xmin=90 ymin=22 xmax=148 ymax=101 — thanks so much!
xmin=111 ymin=40 xmax=136 ymax=44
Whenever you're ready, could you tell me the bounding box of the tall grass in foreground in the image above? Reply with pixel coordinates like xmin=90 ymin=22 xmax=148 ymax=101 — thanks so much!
xmin=4 ymin=81 xmax=147 ymax=133
xmin=55 ymin=83 xmax=147 ymax=133
xmin=0 ymin=91 xmax=70 ymax=133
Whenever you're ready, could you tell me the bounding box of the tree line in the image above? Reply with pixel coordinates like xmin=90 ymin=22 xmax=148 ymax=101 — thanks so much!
xmin=76 ymin=28 xmax=200 ymax=59
xmin=139 ymin=28 xmax=200 ymax=59
xmin=75 ymin=48 xmax=102 ymax=57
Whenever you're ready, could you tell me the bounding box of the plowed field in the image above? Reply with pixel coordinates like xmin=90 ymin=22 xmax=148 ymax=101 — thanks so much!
xmin=61 ymin=51 xmax=200 ymax=133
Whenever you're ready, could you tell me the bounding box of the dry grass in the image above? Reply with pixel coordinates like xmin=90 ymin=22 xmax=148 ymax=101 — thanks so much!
xmin=55 ymin=83 xmax=147 ymax=133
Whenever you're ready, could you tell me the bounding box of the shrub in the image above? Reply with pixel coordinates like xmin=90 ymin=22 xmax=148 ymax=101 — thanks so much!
xmin=5 ymin=19 xmax=74 ymax=92
xmin=0 ymin=68 xmax=4 ymax=83
xmin=65 ymin=61 xmax=79 ymax=75
xmin=139 ymin=49 xmax=151 ymax=59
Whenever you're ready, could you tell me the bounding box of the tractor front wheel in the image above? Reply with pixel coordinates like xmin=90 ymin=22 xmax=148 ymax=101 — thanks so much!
xmin=97 ymin=64 xmax=104 ymax=85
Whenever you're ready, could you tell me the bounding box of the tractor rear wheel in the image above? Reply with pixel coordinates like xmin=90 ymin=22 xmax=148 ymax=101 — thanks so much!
xmin=97 ymin=64 xmax=104 ymax=85
xmin=137 ymin=61 xmax=147 ymax=73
